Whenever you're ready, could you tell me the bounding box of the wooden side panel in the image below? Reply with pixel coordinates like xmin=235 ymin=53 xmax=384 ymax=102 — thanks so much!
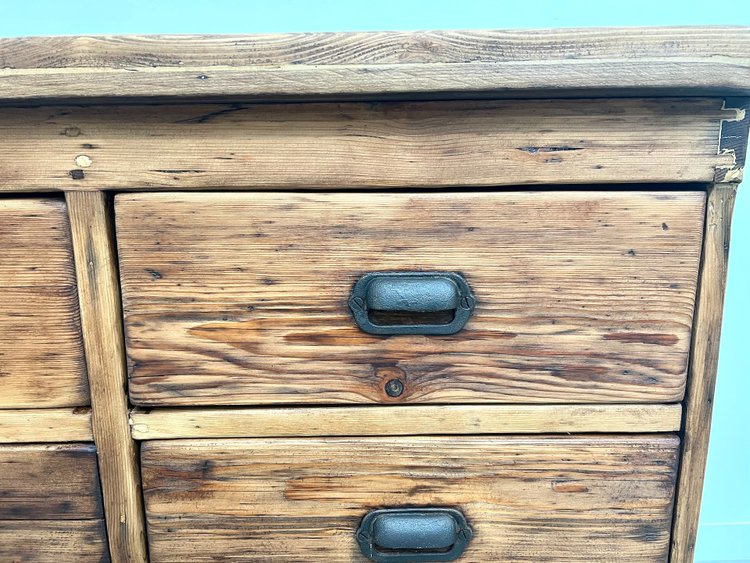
xmin=671 ymin=184 xmax=738 ymax=562
xmin=118 ymin=191 xmax=704 ymax=406
xmin=142 ymin=435 xmax=680 ymax=562
xmin=0 ymin=198 xmax=88 ymax=407
xmin=0 ymin=444 xmax=108 ymax=561
xmin=0 ymin=98 xmax=737 ymax=192
xmin=67 ymin=191 xmax=148 ymax=563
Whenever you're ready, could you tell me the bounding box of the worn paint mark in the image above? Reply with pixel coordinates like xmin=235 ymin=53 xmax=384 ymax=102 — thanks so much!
xmin=516 ymin=145 xmax=584 ymax=154
xmin=75 ymin=154 xmax=93 ymax=168
xmin=175 ymin=104 xmax=246 ymax=124
xmin=552 ymin=482 xmax=590 ymax=493
xmin=715 ymin=98 xmax=749 ymax=182
xmin=152 ymin=169 xmax=205 ymax=174
xmin=603 ymin=332 xmax=679 ymax=346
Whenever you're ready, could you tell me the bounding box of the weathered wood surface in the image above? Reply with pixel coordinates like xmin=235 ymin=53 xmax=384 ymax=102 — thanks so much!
xmin=0 ymin=407 xmax=93 ymax=443
xmin=118 ymin=191 xmax=704 ymax=406
xmin=129 ymin=404 xmax=682 ymax=440
xmin=67 ymin=191 xmax=148 ymax=563
xmin=0 ymin=444 xmax=109 ymax=561
xmin=671 ymin=184 xmax=738 ymax=563
xmin=0 ymin=198 xmax=89 ymax=407
xmin=0 ymin=98 xmax=738 ymax=192
xmin=0 ymin=28 xmax=749 ymax=102
xmin=142 ymin=435 xmax=680 ymax=562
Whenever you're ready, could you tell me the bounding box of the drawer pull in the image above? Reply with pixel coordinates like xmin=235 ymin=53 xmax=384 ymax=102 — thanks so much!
xmin=349 ymin=272 xmax=475 ymax=335
xmin=356 ymin=508 xmax=473 ymax=562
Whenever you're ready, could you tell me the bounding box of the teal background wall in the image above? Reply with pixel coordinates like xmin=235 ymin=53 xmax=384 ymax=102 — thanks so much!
xmin=1 ymin=1 xmax=747 ymax=560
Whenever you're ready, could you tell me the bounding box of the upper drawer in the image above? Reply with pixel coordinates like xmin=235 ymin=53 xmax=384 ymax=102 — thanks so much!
xmin=116 ymin=190 xmax=705 ymax=406
xmin=0 ymin=198 xmax=88 ymax=408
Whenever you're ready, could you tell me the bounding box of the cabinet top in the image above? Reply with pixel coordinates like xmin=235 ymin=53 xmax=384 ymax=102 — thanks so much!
xmin=1 ymin=26 xmax=749 ymax=104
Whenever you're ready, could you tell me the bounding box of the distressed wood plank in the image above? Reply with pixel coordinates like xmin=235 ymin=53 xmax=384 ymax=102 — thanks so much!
xmin=66 ymin=191 xmax=147 ymax=563
xmin=117 ymin=191 xmax=705 ymax=407
xmin=671 ymin=184 xmax=738 ymax=563
xmin=0 ymin=28 xmax=749 ymax=102
xmin=0 ymin=521 xmax=110 ymax=562
xmin=129 ymin=404 xmax=682 ymax=440
xmin=142 ymin=435 xmax=680 ymax=562
xmin=0 ymin=444 xmax=108 ymax=562
xmin=0 ymin=98 xmax=738 ymax=192
xmin=0 ymin=198 xmax=89 ymax=407
xmin=0 ymin=408 xmax=93 ymax=443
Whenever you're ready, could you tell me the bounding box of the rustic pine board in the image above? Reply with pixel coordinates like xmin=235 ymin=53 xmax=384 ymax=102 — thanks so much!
xmin=0 ymin=444 xmax=108 ymax=561
xmin=0 ymin=408 xmax=93 ymax=443
xmin=67 ymin=191 xmax=149 ymax=563
xmin=0 ymin=28 xmax=748 ymax=102
xmin=0 ymin=198 xmax=88 ymax=407
xmin=129 ymin=404 xmax=682 ymax=439
xmin=142 ymin=435 xmax=679 ymax=562
xmin=118 ymin=191 xmax=704 ymax=406
xmin=0 ymin=98 xmax=739 ymax=192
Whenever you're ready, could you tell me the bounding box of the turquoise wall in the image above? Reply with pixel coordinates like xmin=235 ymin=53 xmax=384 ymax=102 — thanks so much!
xmin=2 ymin=1 xmax=747 ymax=560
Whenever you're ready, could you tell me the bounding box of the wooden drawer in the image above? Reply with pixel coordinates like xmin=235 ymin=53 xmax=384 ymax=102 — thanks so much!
xmin=117 ymin=191 xmax=705 ymax=406
xmin=0 ymin=198 xmax=88 ymax=407
xmin=0 ymin=444 xmax=109 ymax=561
xmin=142 ymin=435 xmax=679 ymax=562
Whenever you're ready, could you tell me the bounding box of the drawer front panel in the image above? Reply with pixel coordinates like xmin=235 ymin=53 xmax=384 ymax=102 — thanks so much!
xmin=117 ymin=191 xmax=705 ymax=406
xmin=0 ymin=444 xmax=109 ymax=561
xmin=142 ymin=435 xmax=679 ymax=562
xmin=0 ymin=198 xmax=88 ymax=407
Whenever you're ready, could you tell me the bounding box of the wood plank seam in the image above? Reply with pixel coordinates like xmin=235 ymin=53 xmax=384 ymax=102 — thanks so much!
xmin=66 ymin=190 xmax=148 ymax=563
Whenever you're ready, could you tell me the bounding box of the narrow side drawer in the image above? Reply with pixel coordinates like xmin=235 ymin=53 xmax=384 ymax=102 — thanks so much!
xmin=0 ymin=198 xmax=88 ymax=407
xmin=0 ymin=443 xmax=108 ymax=561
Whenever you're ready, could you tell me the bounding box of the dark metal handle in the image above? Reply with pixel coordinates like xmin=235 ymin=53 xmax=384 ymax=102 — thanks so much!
xmin=349 ymin=272 xmax=475 ymax=335
xmin=356 ymin=508 xmax=472 ymax=562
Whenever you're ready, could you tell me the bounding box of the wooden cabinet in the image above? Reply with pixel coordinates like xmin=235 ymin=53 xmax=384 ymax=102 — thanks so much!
xmin=0 ymin=27 xmax=748 ymax=562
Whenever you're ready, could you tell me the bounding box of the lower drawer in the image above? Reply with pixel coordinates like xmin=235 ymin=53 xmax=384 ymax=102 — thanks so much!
xmin=142 ymin=435 xmax=679 ymax=562
xmin=0 ymin=444 xmax=109 ymax=562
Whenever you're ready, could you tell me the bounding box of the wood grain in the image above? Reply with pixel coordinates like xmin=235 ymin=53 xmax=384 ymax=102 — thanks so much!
xmin=0 ymin=98 xmax=738 ymax=192
xmin=0 ymin=28 xmax=749 ymax=102
xmin=117 ymin=191 xmax=705 ymax=406
xmin=0 ymin=407 xmax=93 ymax=443
xmin=67 ymin=191 xmax=147 ymax=563
xmin=129 ymin=404 xmax=682 ymax=440
xmin=142 ymin=435 xmax=680 ymax=562
xmin=671 ymin=184 xmax=738 ymax=563
xmin=0 ymin=198 xmax=89 ymax=407
xmin=0 ymin=443 xmax=108 ymax=561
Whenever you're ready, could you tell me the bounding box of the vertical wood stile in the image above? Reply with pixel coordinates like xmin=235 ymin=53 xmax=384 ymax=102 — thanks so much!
xmin=66 ymin=191 xmax=148 ymax=563
xmin=671 ymin=183 xmax=738 ymax=562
